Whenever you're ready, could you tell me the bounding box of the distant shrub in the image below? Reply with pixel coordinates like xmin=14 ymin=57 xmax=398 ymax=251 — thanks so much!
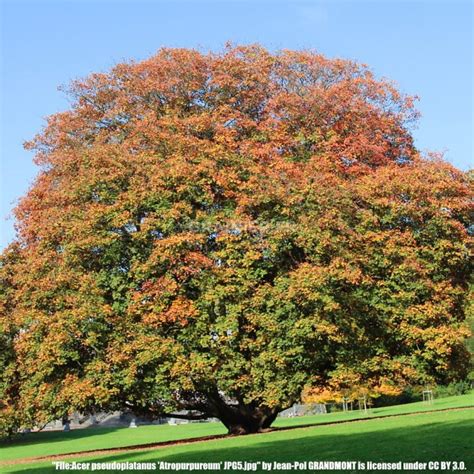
xmin=433 ymin=381 xmax=472 ymax=398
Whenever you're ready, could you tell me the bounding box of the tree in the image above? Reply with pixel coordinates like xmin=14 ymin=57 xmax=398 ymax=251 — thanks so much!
xmin=1 ymin=45 xmax=472 ymax=435
xmin=0 ymin=244 xmax=23 ymax=437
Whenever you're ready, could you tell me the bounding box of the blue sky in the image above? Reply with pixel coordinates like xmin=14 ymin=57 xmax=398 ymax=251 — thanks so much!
xmin=1 ymin=0 xmax=472 ymax=249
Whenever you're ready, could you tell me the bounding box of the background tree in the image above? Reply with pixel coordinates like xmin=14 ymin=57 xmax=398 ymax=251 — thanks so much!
xmin=1 ymin=45 xmax=472 ymax=436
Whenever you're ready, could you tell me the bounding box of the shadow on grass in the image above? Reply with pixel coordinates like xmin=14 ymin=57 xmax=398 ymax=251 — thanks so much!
xmin=7 ymin=417 xmax=473 ymax=473
xmin=0 ymin=426 xmax=126 ymax=447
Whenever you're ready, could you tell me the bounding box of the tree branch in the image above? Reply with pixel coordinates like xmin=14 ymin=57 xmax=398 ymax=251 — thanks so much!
xmin=162 ymin=412 xmax=211 ymax=421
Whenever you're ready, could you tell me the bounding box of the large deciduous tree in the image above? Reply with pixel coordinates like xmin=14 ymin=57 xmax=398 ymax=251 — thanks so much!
xmin=1 ymin=45 xmax=472 ymax=435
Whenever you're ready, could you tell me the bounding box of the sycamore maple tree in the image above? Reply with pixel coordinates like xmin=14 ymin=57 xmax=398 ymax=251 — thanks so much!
xmin=1 ymin=45 xmax=472 ymax=436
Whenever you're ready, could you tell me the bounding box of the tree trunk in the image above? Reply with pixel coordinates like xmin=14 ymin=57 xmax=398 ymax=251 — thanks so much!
xmin=217 ymin=405 xmax=279 ymax=435
xmin=164 ymin=389 xmax=283 ymax=435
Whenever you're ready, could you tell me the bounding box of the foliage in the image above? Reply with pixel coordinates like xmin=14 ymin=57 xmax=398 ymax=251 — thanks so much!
xmin=1 ymin=45 xmax=472 ymax=435
xmin=0 ymin=244 xmax=24 ymax=438
xmin=433 ymin=381 xmax=472 ymax=398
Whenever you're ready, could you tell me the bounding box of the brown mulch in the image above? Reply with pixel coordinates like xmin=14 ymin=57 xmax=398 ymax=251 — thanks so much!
xmin=1 ymin=406 xmax=472 ymax=467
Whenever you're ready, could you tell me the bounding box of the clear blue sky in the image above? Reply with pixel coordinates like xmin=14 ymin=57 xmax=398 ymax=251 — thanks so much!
xmin=1 ymin=0 xmax=472 ymax=249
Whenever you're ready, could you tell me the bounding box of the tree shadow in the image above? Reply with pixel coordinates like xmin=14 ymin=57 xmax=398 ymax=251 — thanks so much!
xmin=1 ymin=426 xmax=126 ymax=448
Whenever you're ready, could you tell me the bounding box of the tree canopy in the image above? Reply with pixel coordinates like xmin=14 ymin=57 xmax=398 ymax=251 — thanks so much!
xmin=1 ymin=45 xmax=472 ymax=435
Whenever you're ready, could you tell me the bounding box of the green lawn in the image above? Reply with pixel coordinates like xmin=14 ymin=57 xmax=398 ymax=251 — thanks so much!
xmin=273 ymin=392 xmax=474 ymax=428
xmin=0 ymin=422 xmax=227 ymax=463
xmin=1 ymin=393 xmax=472 ymax=473
xmin=2 ymin=408 xmax=473 ymax=473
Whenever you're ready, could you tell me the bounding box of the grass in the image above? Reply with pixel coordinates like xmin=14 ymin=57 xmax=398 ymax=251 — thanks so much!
xmin=2 ymin=392 xmax=472 ymax=462
xmin=0 ymin=422 xmax=227 ymax=463
xmin=2 ymin=408 xmax=473 ymax=473
xmin=272 ymin=392 xmax=474 ymax=427
xmin=0 ymin=392 xmax=472 ymax=473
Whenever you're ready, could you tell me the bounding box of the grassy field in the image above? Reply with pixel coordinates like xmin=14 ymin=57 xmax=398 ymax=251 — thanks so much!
xmin=1 ymin=409 xmax=472 ymax=473
xmin=1 ymin=393 xmax=473 ymax=473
